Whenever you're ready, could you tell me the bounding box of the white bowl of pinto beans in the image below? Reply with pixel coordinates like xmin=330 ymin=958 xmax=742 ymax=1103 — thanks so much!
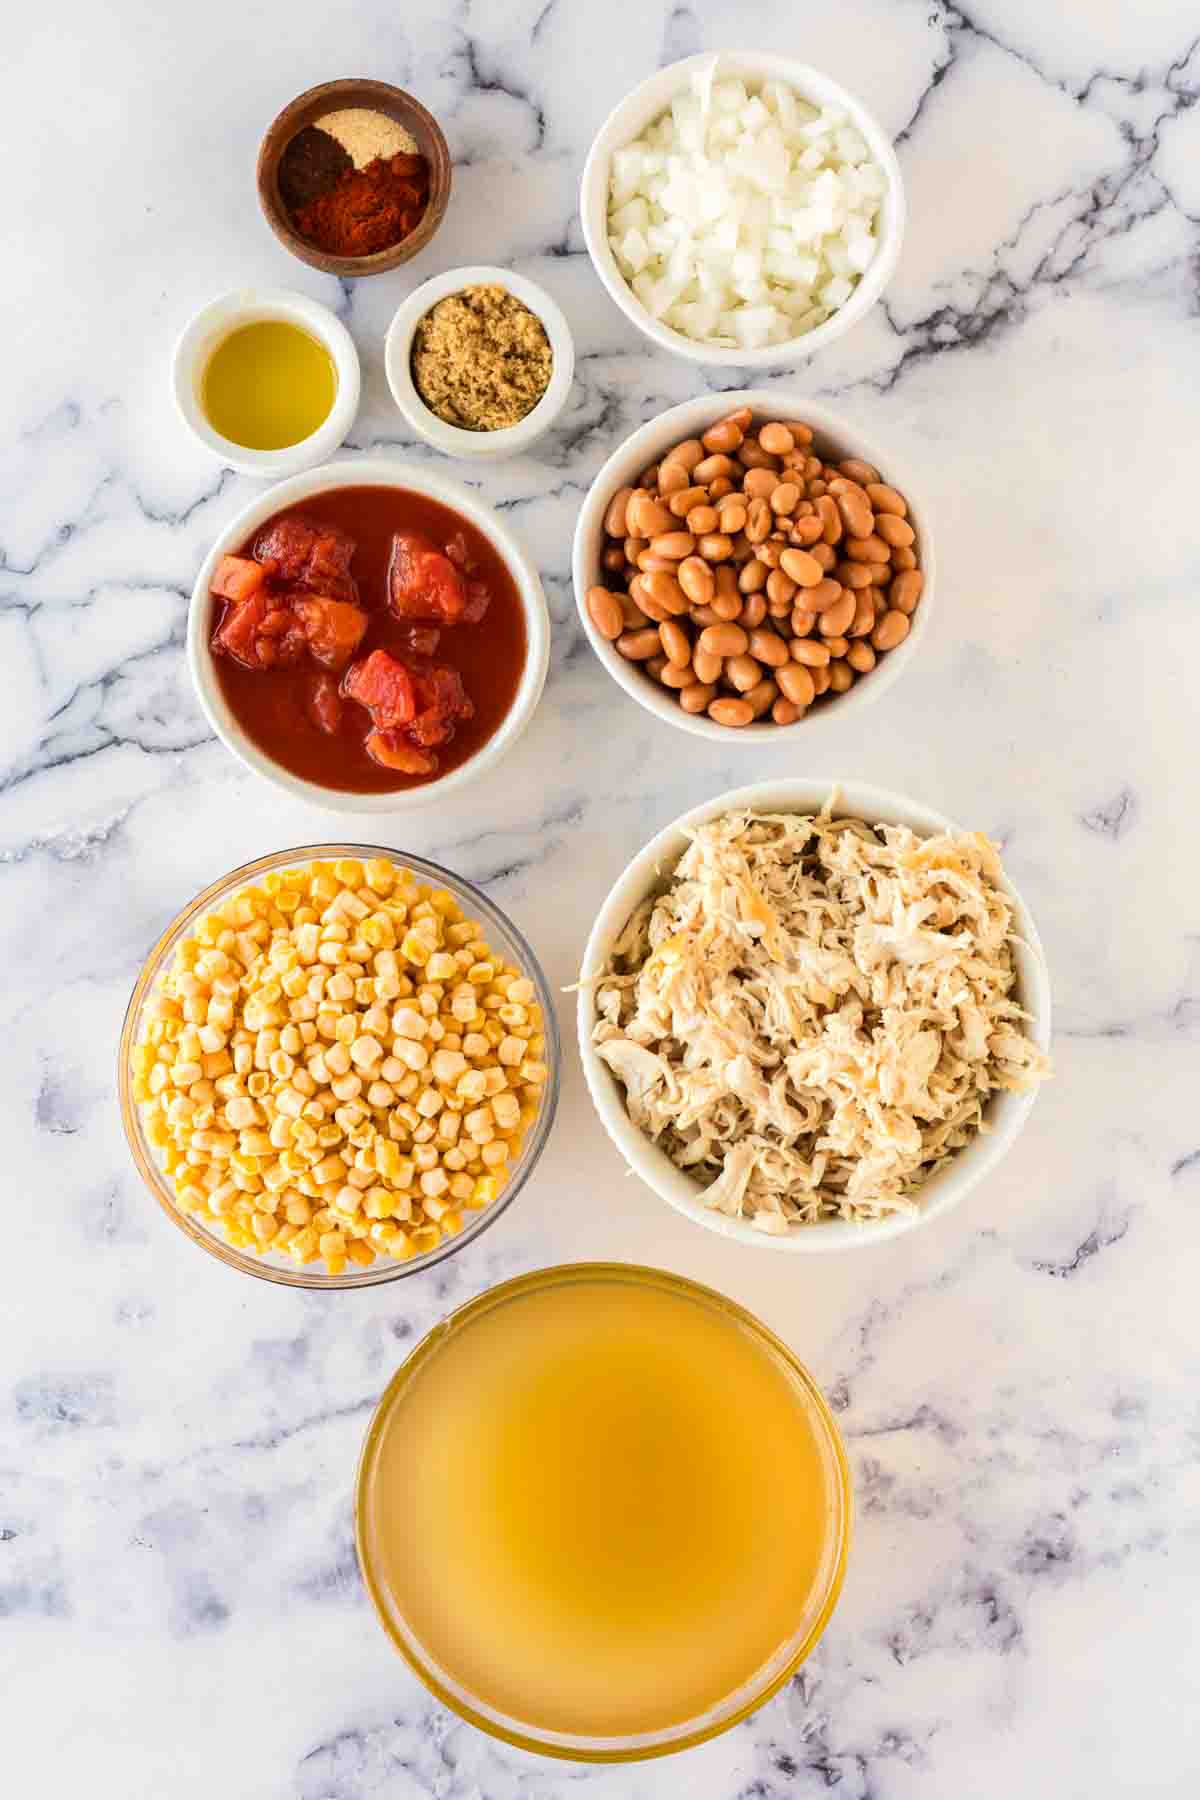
xmin=572 ymin=392 xmax=934 ymax=741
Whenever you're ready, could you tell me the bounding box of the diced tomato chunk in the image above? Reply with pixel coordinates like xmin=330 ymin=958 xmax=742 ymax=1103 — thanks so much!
xmin=444 ymin=531 xmax=474 ymax=572
xmin=254 ymin=516 xmax=358 ymax=604
xmin=364 ymin=731 xmax=437 ymax=775
xmin=211 ymin=555 xmax=268 ymax=603
xmin=274 ymin=621 xmax=309 ymax=667
xmin=308 ymin=673 xmax=343 ymax=735
xmin=388 ymin=531 xmax=467 ymax=625
xmin=341 ymin=649 xmax=416 ymax=729
xmin=394 ymin=623 xmax=441 ymax=659
xmin=462 ymin=580 xmax=490 ymax=625
xmin=409 ymin=665 xmax=474 ymax=748
xmin=293 ymin=596 xmax=368 ymax=670
xmin=212 ymin=593 xmax=269 ymax=668
xmin=214 ymin=594 xmax=311 ymax=670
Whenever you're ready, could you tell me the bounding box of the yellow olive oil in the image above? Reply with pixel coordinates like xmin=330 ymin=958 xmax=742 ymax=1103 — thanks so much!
xmin=358 ymin=1269 xmax=847 ymax=1743
xmin=201 ymin=319 xmax=336 ymax=450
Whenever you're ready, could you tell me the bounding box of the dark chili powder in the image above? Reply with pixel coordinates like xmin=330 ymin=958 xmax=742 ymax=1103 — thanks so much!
xmin=277 ymin=125 xmax=352 ymax=212
xmin=292 ymin=152 xmax=430 ymax=258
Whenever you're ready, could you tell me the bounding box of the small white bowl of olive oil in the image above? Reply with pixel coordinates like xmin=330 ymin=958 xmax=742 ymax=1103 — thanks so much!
xmin=172 ymin=288 xmax=361 ymax=478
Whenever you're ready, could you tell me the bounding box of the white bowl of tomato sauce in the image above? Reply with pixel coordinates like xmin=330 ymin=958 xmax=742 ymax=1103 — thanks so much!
xmin=187 ymin=460 xmax=550 ymax=811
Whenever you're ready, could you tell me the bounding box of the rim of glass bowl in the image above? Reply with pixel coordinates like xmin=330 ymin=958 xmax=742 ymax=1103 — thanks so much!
xmin=117 ymin=844 xmax=561 ymax=1289
xmin=354 ymin=1261 xmax=852 ymax=1761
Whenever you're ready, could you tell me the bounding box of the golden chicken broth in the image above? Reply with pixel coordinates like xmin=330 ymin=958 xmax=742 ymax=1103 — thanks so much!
xmin=356 ymin=1267 xmax=848 ymax=1746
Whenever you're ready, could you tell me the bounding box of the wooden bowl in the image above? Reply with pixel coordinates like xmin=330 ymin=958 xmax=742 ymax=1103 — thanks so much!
xmin=257 ymin=79 xmax=451 ymax=277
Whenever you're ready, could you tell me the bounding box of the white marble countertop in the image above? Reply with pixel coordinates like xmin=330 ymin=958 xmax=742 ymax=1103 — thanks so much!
xmin=5 ymin=3 xmax=1199 ymax=1795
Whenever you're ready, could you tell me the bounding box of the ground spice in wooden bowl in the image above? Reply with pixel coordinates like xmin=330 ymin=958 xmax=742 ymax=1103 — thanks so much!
xmin=411 ymin=285 xmax=554 ymax=432
xmin=278 ymin=108 xmax=430 ymax=259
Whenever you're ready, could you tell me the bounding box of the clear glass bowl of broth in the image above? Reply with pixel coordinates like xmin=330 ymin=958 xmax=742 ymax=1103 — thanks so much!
xmin=117 ymin=844 xmax=561 ymax=1289
xmin=355 ymin=1263 xmax=851 ymax=1758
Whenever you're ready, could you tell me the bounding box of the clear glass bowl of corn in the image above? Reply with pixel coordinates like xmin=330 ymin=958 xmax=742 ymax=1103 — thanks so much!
xmin=118 ymin=845 xmax=560 ymax=1288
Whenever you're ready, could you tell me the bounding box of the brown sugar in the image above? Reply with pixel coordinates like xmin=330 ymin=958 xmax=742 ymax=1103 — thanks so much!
xmin=411 ymin=284 xmax=553 ymax=432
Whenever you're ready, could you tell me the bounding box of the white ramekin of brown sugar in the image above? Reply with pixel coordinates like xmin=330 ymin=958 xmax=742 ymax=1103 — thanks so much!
xmin=385 ymin=265 xmax=575 ymax=459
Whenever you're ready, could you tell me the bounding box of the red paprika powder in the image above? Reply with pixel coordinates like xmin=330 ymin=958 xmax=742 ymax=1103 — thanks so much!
xmin=293 ymin=152 xmax=430 ymax=258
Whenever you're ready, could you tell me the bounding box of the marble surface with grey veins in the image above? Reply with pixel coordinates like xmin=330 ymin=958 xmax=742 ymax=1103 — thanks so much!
xmin=4 ymin=1 xmax=1199 ymax=1795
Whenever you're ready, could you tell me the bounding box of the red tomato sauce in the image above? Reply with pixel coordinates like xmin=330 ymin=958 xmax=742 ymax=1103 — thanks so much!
xmin=211 ymin=487 xmax=528 ymax=793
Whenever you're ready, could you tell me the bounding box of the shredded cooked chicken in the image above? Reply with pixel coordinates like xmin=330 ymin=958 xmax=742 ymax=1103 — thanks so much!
xmin=592 ymin=806 xmax=1051 ymax=1230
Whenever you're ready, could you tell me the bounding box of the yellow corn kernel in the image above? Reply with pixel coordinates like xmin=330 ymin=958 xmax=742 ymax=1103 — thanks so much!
xmin=145 ymin=1112 xmax=170 ymax=1148
xmin=289 ymin=1228 xmax=319 ymax=1263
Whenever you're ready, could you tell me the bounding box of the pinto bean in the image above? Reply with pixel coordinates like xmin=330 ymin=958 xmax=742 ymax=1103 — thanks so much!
xmin=707 ymin=696 xmax=755 ymax=727
xmin=701 ymin=416 xmax=746 ymax=454
xmin=726 ymin=653 xmax=764 ymax=693
xmin=604 ymin=487 xmax=632 ymax=537
xmin=692 ymin=646 xmax=723 ymax=684
xmin=627 ymin=494 xmax=676 ymax=537
xmin=668 ymin=485 xmax=709 ymax=519
xmin=749 ymin=628 xmax=790 ymax=669
xmin=662 ymin=437 xmax=705 ymax=472
xmin=788 ymin=637 xmax=831 ymax=667
xmin=890 ymin=569 xmax=924 ymax=614
xmin=642 ymin=571 xmax=689 ymax=616
xmin=587 ymin=587 xmax=623 ymax=640
xmin=616 ymin=628 xmax=662 ymax=661
xmin=779 ymin=547 xmax=824 ymax=588
xmin=872 ymin=610 xmax=911 ymax=652
xmin=835 ymin=487 xmax=874 ymax=539
xmin=865 ymin=482 xmax=907 ymax=517
xmin=777 ymin=661 xmax=816 ymax=707
xmin=699 ymin=623 xmax=749 ymax=658
xmin=745 ymin=677 xmax=780 ymax=718
xmin=694 ymin=452 xmax=738 ymax=485
xmin=679 ymin=681 xmax=718 ymax=713
xmin=660 ymin=619 xmax=693 ymax=668
xmin=678 ymin=556 xmax=715 ymax=606
xmin=818 ymin=590 xmax=858 ymax=637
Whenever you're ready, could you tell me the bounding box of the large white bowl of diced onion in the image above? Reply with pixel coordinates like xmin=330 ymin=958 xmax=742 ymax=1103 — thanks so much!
xmin=580 ymin=52 xmax=905 ymax=366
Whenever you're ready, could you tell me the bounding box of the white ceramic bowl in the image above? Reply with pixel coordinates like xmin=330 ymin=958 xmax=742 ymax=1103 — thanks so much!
xmin=580 ymin=52 xmax=905 ymax=368
xmin=172 ymin=288 xmax=361 ymax=478
xmin=573 ymin=392 xmax=935 ymax=743
xmin=385 ymin=266 xmax=575 ymax=459
xmin=578 ymin=779 xmax=1052 ymax=1252
xmin=187 ymin=458 xmax=550 ymax=813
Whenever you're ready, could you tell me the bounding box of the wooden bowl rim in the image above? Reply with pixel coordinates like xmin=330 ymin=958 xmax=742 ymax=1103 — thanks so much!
xmin=256 ymin=78 xmax=451 ymax=277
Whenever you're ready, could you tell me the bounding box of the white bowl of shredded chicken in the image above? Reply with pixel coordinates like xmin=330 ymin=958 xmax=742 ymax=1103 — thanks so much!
xmin=578 ymin=781 xmax=1052 ymax=1250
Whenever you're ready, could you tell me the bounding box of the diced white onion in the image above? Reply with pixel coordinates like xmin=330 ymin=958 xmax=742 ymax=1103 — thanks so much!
xmin=606 ymin=59 xmax=884 ymax=347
